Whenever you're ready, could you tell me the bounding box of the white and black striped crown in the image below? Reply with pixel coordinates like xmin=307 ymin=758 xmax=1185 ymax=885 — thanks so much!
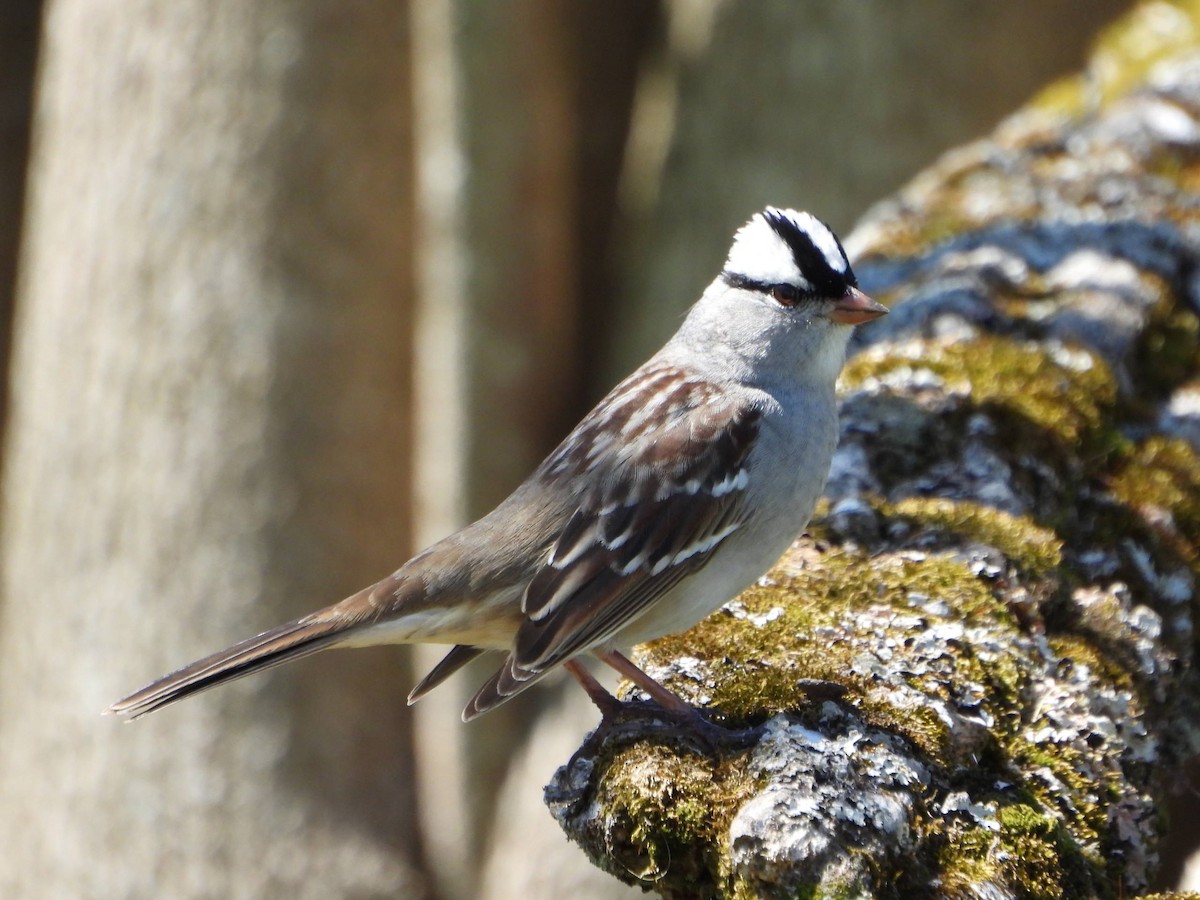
xmin=723 ymin=207 xmax=856 ymax=296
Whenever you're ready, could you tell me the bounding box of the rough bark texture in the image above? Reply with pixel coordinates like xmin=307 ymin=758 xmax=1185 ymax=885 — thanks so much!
xmin=0 ymin=0 xmax=41 ymax=438
xmin=0 ymin=2 xmax=425 ymax=897
xmin=547 ymin=3 xmax=1200 ymax=897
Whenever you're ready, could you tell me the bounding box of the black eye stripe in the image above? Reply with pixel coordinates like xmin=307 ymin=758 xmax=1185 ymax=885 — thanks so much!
xmin=722 ymin=272 xmax=815 ymax=306
xmin=722 ymin=272 xmax=771 ymax=294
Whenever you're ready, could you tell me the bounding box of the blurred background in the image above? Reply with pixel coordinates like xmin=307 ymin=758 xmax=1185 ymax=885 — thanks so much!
xmin=1 ymin=1 xmax=1186 ymax=898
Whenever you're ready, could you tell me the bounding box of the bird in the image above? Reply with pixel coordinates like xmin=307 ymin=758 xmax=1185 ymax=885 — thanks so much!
xmin=107 ymin=207 xmax=887 ymax=724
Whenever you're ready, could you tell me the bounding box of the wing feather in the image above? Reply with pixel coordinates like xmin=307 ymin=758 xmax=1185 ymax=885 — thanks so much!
xmin=466 ymin=368 xmax=762 ymax=716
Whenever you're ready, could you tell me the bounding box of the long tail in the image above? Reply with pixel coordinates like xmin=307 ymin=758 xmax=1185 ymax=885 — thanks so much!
xmin=105 ymin=614 xmax=354 ymax=720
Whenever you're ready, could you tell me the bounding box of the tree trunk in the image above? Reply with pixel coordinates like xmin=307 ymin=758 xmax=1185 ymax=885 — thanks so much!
xmin=409 ymin=3 xmax=657 ymax=898
xmin=0 ymin=0 xmax=42 ymax=439
xmin=0 ymin=2 xmax=426 ymax=896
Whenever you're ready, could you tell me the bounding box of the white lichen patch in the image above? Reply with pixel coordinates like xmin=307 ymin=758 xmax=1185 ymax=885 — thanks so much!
xmin=939 ymin=791 xmax=1002 ymax=832
xmin=1044 ymin=249 xmax=1144 ymax=297
xmin=728 ymin=708 xmax=927 ymax=894
xmin=723 ymin=600 xmax=784 ymax=628
xmin=634 ymin=656 xmax=713 ymax=706
xmin=1160 ymin=381 xmax=1200 ymax=449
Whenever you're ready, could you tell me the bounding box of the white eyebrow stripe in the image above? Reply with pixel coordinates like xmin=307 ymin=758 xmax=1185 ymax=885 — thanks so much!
xmin=799 ymin=213 xmax=848 ymax=273
xmin=724 ymin=217 xmax=804 ymax=285
xmin=725 ymin=207 xmax=853 ymax=286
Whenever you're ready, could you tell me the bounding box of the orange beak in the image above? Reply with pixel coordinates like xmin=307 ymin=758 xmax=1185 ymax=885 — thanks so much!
xmin=829 ymin=287 xmax=888 ymax=325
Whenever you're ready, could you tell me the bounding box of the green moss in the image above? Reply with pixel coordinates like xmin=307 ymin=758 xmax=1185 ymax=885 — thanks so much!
xmin=626 ymin=525 xmax=1125 ymax=892
xmin=996 ymin=801 xmax=1050 ymax=832
xmin=995 ymin=808 xmax=1067 ymax=900
xmin=1046 ymin=634 xmax=1136 ymax=693
xmin=594 ymin=743 xmax=756 ymax=894
xmin=1108 ymin=435 xmax=1200 ymax=564
xmin=1132 ymin=284 xmax=1200 ymax=399
xmin=994 ymin=802 xmax=1104 ymax=900
xmin=854 ymin=695 xmax=954 ymax=761
xmin=640 ymin=545 xmax=1029 ymax=761
xmin=883 ymin=497 xmax=1063 ymax=579
xmin=927 ymin=798 xmax=1107 ymax=900
xmin=841 ymin=336 xmax=1187 ymax=595
xmin=842 ymin=337 xmax=1120 ymax=456
xmin=733 ymin=881 xmax=858 ymax=900
xmin=1145 ymin=150 xmax=1200 ymax=199
xmin=866 ymin=209 xmax=981 ymax=261
xmin=607 ymin=338 xmax=1184 ymax=896
xmin=1030 ymin=75 xmax=1091 ymax=121
xmin=964 ymin=342 xmax=1114 ymax=447
xmin=1031 ymin=0 xmax=1200 ymax=115
xmin=1002 ymin=735 xmax=1116 ymax=863
xmin=929 ymin=825 xmax=1000 ymax=899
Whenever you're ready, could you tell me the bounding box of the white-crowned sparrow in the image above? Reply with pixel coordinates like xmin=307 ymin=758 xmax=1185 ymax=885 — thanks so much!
xmin=108 ymin=207 xmax=886 ymax=723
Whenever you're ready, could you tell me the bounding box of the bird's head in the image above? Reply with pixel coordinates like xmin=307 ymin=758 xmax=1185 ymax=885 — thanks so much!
xmin=722 ymin=207 xmax=885 ymax=326
xmin=679 ymin=208 xmax=887 ymax=384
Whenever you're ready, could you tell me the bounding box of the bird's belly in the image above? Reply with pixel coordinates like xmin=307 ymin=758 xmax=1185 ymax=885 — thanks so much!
xmin=610 ymin=516 xmax=803 ymax=648
xmin=609 ymin=426 xmax=833 ymax=650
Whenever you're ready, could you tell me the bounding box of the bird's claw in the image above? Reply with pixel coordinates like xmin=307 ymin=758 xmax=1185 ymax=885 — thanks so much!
xmin=578 ymin=697 xmax=763 ymax=758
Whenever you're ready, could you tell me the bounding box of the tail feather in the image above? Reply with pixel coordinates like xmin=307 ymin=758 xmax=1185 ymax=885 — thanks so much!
xmin=407 ymin=644 xmax=483 ymax=705
xmin=105 ymin=616 xmax=349 ymax=720
xmin=462 ymin=653 xmax=553 ymax=721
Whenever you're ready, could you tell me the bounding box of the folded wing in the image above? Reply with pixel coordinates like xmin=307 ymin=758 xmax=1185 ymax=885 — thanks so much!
xmin=464 ymin=368 xmax=761 ymax=719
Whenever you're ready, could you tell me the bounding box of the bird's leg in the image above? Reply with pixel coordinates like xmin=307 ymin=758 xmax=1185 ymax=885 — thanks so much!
xmin=562 ymin=659 xmax=622 ymax=716
xmin=562 ymin=650 xmax=763 ymax=756
xmin=593 ymin=649 xmax=762 ymax=751
xmin=593 ymin=649 xmax=693 ymax=714
xmin=563 ymin=651 xmax=691 ymax=716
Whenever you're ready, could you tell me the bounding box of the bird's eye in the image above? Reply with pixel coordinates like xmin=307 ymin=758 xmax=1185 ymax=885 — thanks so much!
xmin=770 ymin=284 xmax=801 ymax=307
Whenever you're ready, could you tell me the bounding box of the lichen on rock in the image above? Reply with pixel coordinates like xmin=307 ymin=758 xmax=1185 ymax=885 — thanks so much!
xmin=547 ymin=3 xmax=1200 ymax=897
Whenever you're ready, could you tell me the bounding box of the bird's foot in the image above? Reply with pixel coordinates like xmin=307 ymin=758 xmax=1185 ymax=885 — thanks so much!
xmin=574 ymin=696 xmax=762 ymax=761
xmin=652 ymin=701 xmax=763 ymax=753
xmin=565 ymin=654 xmax=761 ymax=754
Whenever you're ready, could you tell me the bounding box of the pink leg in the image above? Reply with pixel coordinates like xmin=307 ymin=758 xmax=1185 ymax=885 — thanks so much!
xmin=594 ymin=649 xmax=692 ymax=714
xmin=581 ymin=651 xmax=756 ymax=752
xmin=563 ymin=659 xmax=621 ymax=715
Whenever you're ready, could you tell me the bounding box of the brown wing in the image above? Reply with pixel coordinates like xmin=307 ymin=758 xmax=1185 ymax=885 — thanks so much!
xmin=464 ymin=368 xmax=761 ymax=719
